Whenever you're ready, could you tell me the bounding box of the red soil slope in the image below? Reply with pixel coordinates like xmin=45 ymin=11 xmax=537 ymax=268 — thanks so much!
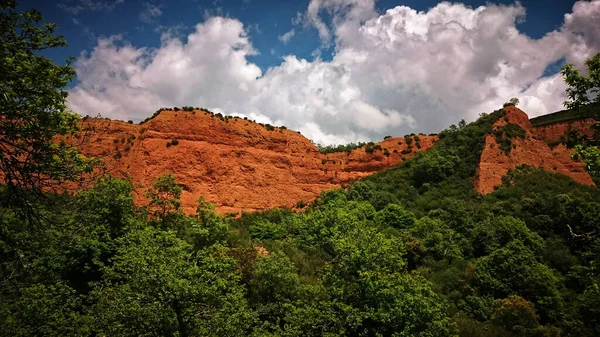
xmin=76 ymin=110 xmax=436 ymax=214
xmin=475 ymin=106 xmax=595 ymax=194
xmin=532 ymin=118 xmax=597 ymax=142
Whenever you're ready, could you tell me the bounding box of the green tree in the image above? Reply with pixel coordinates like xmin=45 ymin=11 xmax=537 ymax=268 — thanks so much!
xmin=0 ymin=282 xmax=90 ymax=337
xmin=145 ymin=173 xmax=183 ymax=225
xmin=561 ymin=53 xmax=600 ymax=109
xmin=321 ymin=227 xmax=454 ymax=336
xmin=572 ymin=144 xmax=600 ymax=184
xmin=411 ymin=216 xmax=464 ymax=260
xmin=471 ymin=216 xmax=544 ymax=257
xmin=91 ymin=228 xmax=254 ymax=337
xmin=0 ymin=0 xmax=91 ymax=205
xmin=376 ymin=203 xmax=416 ymax=230
xmin=475 ymin=240 xmax=563 ymax=323
xmin=491 ymin=295 xmax=539 ymax=332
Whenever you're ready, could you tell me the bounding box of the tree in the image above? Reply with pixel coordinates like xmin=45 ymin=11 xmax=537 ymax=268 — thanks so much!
xmin=375 ymin=203 xmax=416 ymax=230
xmin=0 ymin=0 xmax=91 ymax=206
xmin=145 ymin=174 xmax=183 ymax=225
xmin=319 ymin=226 xmax=454 ymax=336
xmin=572 ymin=144 xmax=600 ymax=184
xmin=475 ymin=240 xmax=564 ymax=323
xmin=561 ymin=53 xmax=600 ymax=183
xmin=503 ymin=97 xmax=520 ymax=107
xmin=561 ymin=53 xmax=600 ymax=110
xmin=91 ymin=228 xmax=254 ymax=336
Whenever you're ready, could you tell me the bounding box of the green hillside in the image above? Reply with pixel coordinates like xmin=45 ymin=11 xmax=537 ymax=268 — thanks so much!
xmin=4 ymin=108 xmax=600 ymax=336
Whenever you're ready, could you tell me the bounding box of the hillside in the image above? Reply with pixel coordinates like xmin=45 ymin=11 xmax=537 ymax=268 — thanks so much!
xmin=74 ymin=109 xmax=437 ymax=214
xmin=530 ymin=103 xmax=599 ymax=142
xmin=475 ymin=106 xmax=595 ymax=194
xmin=72 ymin=106 xmax=598 ymax=213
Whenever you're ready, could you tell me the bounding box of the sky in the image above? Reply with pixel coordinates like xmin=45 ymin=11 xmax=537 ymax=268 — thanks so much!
xmin=18 ymin=0 xmax=600 ymax=144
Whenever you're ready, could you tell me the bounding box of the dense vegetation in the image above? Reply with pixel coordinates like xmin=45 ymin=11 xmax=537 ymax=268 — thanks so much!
xmin=3 ymin=102 xmax=600 ymax=336
xmin=2 ymin=2 xmax=600 ymax=336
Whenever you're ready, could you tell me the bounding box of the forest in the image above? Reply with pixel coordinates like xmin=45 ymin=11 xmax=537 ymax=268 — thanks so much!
xmin=1 ymin=1 xmax=600 ymax=336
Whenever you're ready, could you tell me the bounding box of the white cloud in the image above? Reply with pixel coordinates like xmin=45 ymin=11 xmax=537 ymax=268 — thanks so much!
xmin=68 ymin=0 xmax=600 ymax=144
xmin=58 ymin=0 xmax=125 ymax=14
xmin=278 ymin=29 xmax=296 ymax=44
xmin=140 ymin=3 xmax=163 ymax=23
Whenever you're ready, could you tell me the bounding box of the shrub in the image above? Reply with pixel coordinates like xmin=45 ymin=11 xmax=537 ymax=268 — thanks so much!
xmin=321 ymin=159 xmax=328 ymax=165
xmin=127 ymin=120 xmax=133 ymax=124
xmin=384 ymin=149 xmax=391 ymax=156
xmin=384 ymin=135 xmax=392 ymax=140
xmin=171 ymin=139 xmax=179 ymax=146
xmin=494 ymin=123 xmax=526 ymax=154
xmin=318 ymin=142 xmax=366 ymax=154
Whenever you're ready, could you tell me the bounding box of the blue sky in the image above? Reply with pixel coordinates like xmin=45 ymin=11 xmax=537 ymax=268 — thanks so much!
xmin=17 ymin=0 xmax=600 ymax=144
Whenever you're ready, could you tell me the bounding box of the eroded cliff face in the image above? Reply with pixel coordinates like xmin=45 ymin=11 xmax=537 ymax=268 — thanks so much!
xmin=475 ymin=106 xmax=595 ymax=194
xmin=532 ymin=118 xmax=597 ymax=142
xmin=76 ymin=110 xmax=436 ymax=214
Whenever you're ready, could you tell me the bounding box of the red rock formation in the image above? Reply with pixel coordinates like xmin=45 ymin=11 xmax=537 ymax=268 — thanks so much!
xmin=532 ymin=118 xmax=597 ymax=142
xmin=475 ymin=106 xmax=595 ymax=194
xmin=76 ymin=110 xmax=436 ymax=214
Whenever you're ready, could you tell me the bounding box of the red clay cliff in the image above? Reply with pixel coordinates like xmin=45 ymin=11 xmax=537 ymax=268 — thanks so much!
xmin=74 ymin=106 xmax=596 ymax=213
xmin=475 ymin=106 xmax=595 ymax=194
xmin=75 ymin=109 xmax=436 ymax=214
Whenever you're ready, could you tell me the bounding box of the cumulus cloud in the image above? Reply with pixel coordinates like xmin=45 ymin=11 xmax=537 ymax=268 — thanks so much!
xmin=68 ymin=0 xmax=600 ymax=144
xmin=58 ymin=0 xmax=125 ymax=14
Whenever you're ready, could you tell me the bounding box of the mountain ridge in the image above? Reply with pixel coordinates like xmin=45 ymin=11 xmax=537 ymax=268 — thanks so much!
xmin=73 ymin=106 xmax=596 ymax=213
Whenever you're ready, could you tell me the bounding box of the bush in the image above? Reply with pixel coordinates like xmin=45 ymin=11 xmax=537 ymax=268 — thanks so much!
xmin=494 ymin=123 xmax=526 ymax=154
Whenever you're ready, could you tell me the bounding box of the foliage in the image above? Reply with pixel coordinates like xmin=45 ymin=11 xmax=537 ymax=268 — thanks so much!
xmin=494 ymin=123 xmax=526 ymax=154
xmin=503 ymin=97 xmax=520 ymax=107
xmin=572 ymin=143 xmax=600 ymax=184
xmin=0 ymin=0 xmax=92 ymax=204
xmin=145 ymin=173 xmax=183 ymax=225
xmin=561 ymin=53 xmax=600 ymax=110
